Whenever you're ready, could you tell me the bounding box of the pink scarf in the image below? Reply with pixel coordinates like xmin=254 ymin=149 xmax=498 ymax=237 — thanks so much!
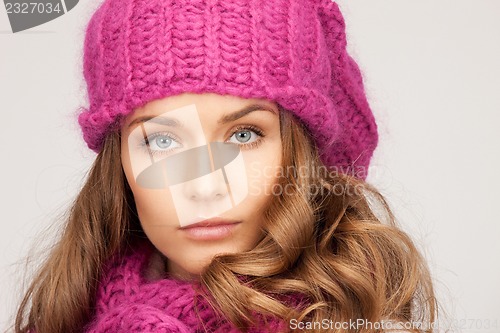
xmin=84 ymin=238 xmax=289 ymax=332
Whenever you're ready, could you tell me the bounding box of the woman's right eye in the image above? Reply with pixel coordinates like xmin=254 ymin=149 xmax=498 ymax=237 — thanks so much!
xmin=143 ymin=133 xmax=182 ymax=153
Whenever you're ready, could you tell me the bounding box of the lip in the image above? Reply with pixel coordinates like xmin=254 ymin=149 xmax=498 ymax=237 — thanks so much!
xmin=180 ymin=217 xmax=241 ymax=240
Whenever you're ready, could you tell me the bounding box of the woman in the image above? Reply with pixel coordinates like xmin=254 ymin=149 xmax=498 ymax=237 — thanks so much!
xmin=14 ymin=0 xmax=437 ymax=332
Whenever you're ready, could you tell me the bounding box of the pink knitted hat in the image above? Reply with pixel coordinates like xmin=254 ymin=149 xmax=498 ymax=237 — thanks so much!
xmin=79 ymin=0 xmax=378 ymax=179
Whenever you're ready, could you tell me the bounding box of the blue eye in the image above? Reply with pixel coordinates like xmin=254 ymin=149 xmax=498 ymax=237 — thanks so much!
xmin=228 ymin=126 xmax=264 ymax=148
xmin=234 ymin=130 xmax=252 ymax=143
xmin=145 ymin=133 xmax=181 ymax=153
xmin=155 ymin=136 xmax=172 ymax=149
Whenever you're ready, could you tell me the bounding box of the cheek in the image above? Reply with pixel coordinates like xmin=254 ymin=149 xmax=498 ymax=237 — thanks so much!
xmin=243 ymin=144 xmax=282 ymax=200
xmin=131 ymin=187 xmax=180 ymax=227
xmin=122 ymin=141 xmax=179 ymax=226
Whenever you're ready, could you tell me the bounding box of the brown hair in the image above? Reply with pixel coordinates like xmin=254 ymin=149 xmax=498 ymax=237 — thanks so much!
xmin=202 ymin=110 xmax=437 ymax=332
xmin=12 ymin=110 xmax=437 ymax=333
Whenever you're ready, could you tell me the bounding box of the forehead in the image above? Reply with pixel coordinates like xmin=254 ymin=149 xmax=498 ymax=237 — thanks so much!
xmin=125 ymin=92 xmax=278 ymax=123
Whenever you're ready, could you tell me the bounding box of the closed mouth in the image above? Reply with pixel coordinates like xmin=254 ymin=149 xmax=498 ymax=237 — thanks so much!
xmin=179 ymin=217 xmax=240 ymax=230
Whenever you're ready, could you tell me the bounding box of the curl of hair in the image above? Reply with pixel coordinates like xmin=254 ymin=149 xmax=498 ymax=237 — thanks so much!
xmin=13 ymin=132 xmax=140 ymax=333
xmin=12 ymin=111 xmax=437 ymax=333
xmin=200 ymin=109 xmax=437 ymax=332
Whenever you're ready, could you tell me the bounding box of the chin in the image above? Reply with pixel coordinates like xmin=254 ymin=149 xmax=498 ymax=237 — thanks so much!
xmin=174 ymin=255 xmax=218 ymax=279
xmin=187 ymin=251 xmax=234 ymax=275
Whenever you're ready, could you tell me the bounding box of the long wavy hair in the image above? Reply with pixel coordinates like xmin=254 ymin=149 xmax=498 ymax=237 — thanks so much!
xmin=12 ymin=109 xmax=437 ymax=333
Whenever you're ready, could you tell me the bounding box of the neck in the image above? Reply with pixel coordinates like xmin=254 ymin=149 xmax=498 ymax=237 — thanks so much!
xmin=166 ymin=257 xmax=200 ymax=281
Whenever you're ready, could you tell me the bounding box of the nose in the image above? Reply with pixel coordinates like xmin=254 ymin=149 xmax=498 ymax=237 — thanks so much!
xmin=183 ymin=169 xmax=229 ymax=202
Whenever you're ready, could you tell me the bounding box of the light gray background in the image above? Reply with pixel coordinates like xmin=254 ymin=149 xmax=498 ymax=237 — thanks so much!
xmin=1 ymin=1 xmax=499 ymax=332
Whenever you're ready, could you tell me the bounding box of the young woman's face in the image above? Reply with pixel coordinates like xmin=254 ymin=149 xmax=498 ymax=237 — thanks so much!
xmin=121 ymin=93 xmax=282 ymax=279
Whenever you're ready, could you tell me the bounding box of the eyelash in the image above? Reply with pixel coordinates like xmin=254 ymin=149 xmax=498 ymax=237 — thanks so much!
xmin=137 ymin=125 xmax=265 ymax=155
xmin=228 ymin=125 xmax=265 ymax=150
xmin=138 ymin=131 xmax=181 ymax=156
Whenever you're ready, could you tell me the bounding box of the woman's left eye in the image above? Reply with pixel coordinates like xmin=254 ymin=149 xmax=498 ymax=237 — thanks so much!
xmin=228 ymin=128 xmax=262 ymax=146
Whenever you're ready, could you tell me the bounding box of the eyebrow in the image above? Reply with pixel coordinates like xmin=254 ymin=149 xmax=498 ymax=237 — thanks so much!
xmin=218 ymin=103 xmax=278 ymax=124
xmin=128 ymin=115 xmax=181 ymax=129
xmin=128 ymin=103 xmax=277 ymax=129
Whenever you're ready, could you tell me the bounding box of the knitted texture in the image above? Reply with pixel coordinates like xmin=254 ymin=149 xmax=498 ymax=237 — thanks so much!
xmin=84 ymin=239 xmax=288 ymax=332
xmin=78 ymin=0 xmax=378 ymax=179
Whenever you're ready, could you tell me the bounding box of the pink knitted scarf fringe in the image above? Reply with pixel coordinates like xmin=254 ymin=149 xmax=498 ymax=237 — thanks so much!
xmin=84 ymin=239 xmax=291 ymax=332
